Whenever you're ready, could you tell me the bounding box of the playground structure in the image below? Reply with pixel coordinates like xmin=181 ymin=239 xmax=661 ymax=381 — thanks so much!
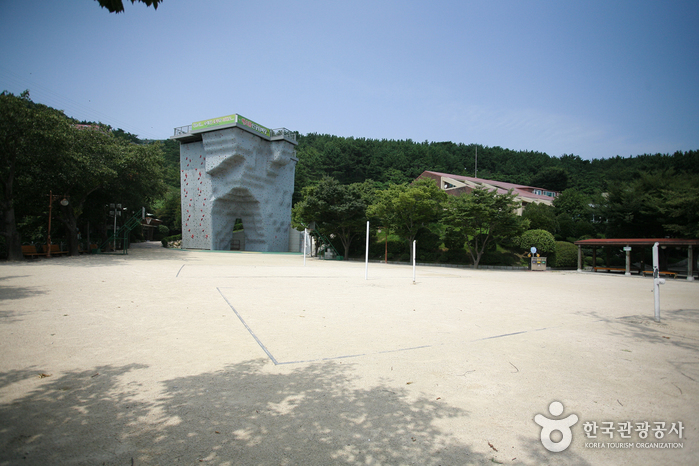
xmin=94 ymin=208 xmax=144 ymax=255
xmin=172 ymin=114 xmax=298 ymax=252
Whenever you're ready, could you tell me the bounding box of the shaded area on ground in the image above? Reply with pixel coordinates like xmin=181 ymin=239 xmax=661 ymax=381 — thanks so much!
xmin=0 ymin=360 xmax=476 ymax=465
xmin=0 ymin=358 xmax=595 ymax=465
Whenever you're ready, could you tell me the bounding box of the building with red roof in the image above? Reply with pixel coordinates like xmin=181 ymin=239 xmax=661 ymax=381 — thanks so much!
xmin=417 ymin=170 xmax=559 ymax=215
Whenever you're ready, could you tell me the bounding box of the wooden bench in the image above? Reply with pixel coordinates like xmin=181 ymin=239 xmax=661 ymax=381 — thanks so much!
xmin=593 ymin=267 xmax=626 ymax=273
xmin=642 ymin=270 xmax=677 ymax=279
xmin=22 ymin=244 xmax=69 ymax=258
xmin=47 ymin=244 xmax=68 ymax=256
xmin=593 ymin=267 xmax=645 ymax=275
xmin=22 ymin=245 xmax=44 ymax=258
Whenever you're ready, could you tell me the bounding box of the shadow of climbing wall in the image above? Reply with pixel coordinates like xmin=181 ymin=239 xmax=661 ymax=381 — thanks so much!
xmin=180 ymin=127 xmax=296 ymax=251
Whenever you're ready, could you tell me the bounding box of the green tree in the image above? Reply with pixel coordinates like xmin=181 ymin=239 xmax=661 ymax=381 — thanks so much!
xmin=1 ymin=92 xmax=166 ymax=257
xmin=659 ymin=174 xmax=699 ymax=238
xmin=40 ymin=125 xmax=121 ymax=255
xmin=599 ymin=171 xmax=677 ymax=238
xmin=0 ymin=91 xmax=72 ymax=260
xmin=554 ymin=241 xmax=578 ymax=268
xmin=36 ymin=128 xmax=166 ymax=255
xmin=96 ymin=0 xmax=163 ymax=13
xmin=367 ymin=179 xmax=446 ymax=263
xmin=155 ymin=187 xmax=182 ymax=233
xmin=522 ymin=202 xmax=558 ymax=235
xmin=442 ymin=188 xmax=528 ymax=268
xmin=553 ymin=189 xmax=596 ymax=241
xmin=530 ymin=167 xmax=569 ymax=192
xmin=292 ymin=177 xmax=373 ymax=259
xmin=518 ymin=229 xmax=556 ymax=263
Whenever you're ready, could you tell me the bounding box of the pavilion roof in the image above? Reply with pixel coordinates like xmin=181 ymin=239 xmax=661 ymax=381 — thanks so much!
xmin=574 ymin=238 xmax=699 ymax=247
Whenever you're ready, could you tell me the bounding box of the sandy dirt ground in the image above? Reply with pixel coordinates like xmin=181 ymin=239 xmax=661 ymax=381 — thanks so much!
xmin=0 ymin=242 xmax=697 ymax=465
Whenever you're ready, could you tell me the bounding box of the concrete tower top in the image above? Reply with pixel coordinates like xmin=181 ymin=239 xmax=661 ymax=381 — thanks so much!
xmin=171 ymin=113 xmax=297 ymax=145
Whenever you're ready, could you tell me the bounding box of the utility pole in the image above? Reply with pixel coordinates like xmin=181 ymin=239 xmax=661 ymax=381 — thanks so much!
xmin=475 ymin=145 xmax=478 ymax=178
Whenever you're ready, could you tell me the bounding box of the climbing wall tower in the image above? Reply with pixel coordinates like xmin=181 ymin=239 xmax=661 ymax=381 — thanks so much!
xmin=171 ymin=114 xmax=297 ymax=252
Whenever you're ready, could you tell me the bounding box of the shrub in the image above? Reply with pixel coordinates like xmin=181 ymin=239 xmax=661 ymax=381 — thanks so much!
xmin=479 ymin=250 xmax=518 ymax=266
xmin=437 ymin=248 xmax=469 ymax=264
xmin=161 ymin=234 xmax=182 ymax=248
xmin=518 ymin=229 xmax=557 ymax=266
xmin=584 ymin=256 xmax=604 ymax=267
xmin=554 ymin=241 xmax=577 ymax=268
xmin=518 ymin=229 xmax=556 ymax=255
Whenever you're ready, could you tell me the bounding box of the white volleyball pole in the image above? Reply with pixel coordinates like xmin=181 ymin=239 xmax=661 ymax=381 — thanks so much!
xmin=365 ymin=221 xmax=370 ymax=280
xmin=413 ymin=240 xmax=417 ymax=283
xmin=652 ymin=242 xmax=665 ymax=322
xmin=303 ymin=228 xmax=307 ymax=266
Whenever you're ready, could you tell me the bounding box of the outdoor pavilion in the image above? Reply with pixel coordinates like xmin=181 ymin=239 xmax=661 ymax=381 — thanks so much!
xmin=574 ymin=238 xmax=699 ymax=281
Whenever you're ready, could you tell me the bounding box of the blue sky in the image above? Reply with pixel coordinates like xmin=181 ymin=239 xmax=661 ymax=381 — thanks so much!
xmin=1 ymin=0 xmax=697 ymax=160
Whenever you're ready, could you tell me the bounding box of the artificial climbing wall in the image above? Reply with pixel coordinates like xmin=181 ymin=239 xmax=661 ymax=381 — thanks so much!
xmin=180 ymin=126 xmax=296 ymax=251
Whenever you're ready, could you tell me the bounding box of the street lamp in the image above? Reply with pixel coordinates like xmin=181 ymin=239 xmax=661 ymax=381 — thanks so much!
xmin=47 ymin=191 xmax=69 ymax=258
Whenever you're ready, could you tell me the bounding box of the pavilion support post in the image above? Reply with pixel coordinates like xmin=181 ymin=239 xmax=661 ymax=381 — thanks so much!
xmin=689 ymin=245 xmax=695 ymax=282
xmin=577 ymin=245 xmax=582 ymax=272
xmin=625 ymin=247 xmax=631 ymax=276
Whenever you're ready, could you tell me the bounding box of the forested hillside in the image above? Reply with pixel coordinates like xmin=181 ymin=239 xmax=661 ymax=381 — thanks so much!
xmin=287 ymin=134 xmax=699 ymax=260
xmin=293 ymin=133 xmax=699 ymax=199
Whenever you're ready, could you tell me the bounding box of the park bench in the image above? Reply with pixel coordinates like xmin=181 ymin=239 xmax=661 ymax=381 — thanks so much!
xmin=48 ymin=244 xmax=69 ymax=256
xmin=593 ymin=267 xmax=626 ymax=273
xmin=642 ymin=270 xmax=678 ymax=279
xmin=22 ymin=245 xmax=43 ymax=258
xmin=21 ymin=244 xmax=69 ymax=258
xmin=78 ymin=244 xmax=98 ymax=254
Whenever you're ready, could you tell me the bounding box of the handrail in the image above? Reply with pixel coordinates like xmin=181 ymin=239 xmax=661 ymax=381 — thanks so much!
xmin=173 ymin=124 xmax=296 ymax=143
xmin=173 ymin=125 xmax=192 ymax=136
xmin=96 ymin=209 xmax=144 ymax=254
xmin=270 ymin=128 xmax=296 ymax=143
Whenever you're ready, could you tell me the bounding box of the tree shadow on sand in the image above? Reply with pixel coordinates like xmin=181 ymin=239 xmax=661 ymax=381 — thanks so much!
xmin=1 ymin=359 xmax=506 ymax=465
xmin=581 ymin=308 xmax=699 ymax=353
xmin=0 ymin=275 xmax=45 ymax=304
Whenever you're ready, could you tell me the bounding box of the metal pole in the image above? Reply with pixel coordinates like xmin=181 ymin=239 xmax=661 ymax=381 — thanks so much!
xmin=412 ymin=240 xmax=417 ymax=283
xmin=47 ymin=191 xmax=53 ymax=258
xmin=385 ymin=228 xmax=388 ymax=264
xmin=303 ymin=228 xmax=307 ymax=266
xmin=652 ymin=242 xmax=665 ymax=322
xmin=688 ymin=245 xmax=694 ymax=282
xmin=475 ymin=145 xmax=478 ymax=178
xmin=365 ymin=221 xmax=369 ymax=280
